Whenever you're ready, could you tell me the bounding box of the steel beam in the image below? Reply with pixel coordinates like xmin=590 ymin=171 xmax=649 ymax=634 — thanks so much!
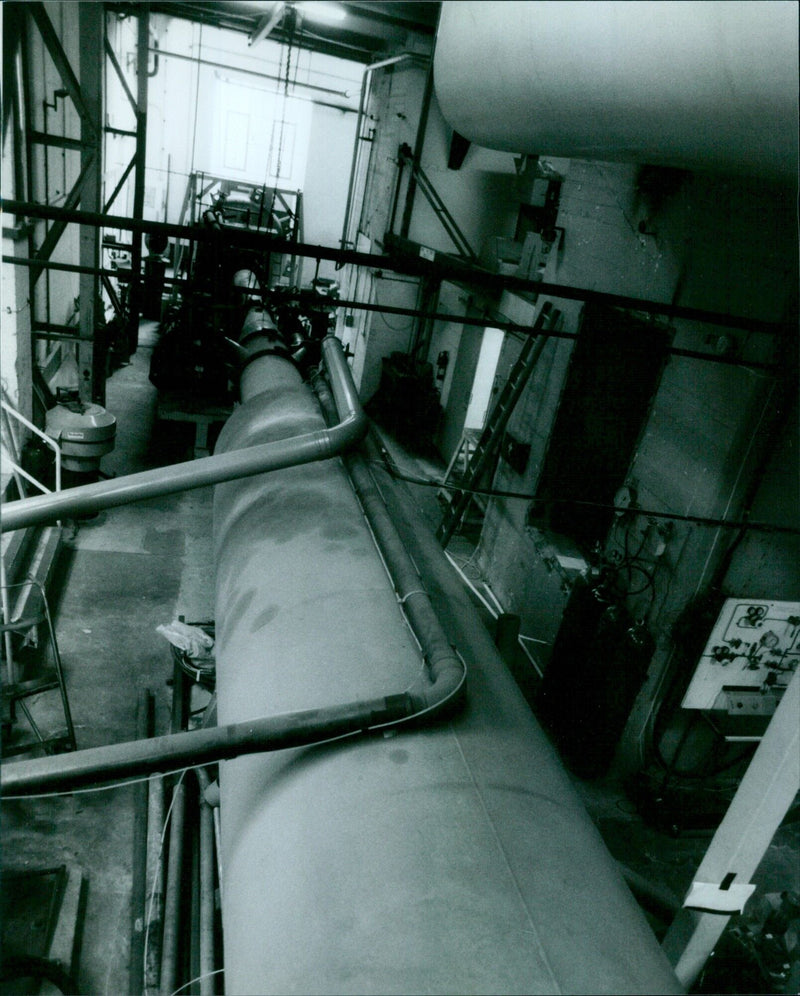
xmin=103 ymin=153 xmax=136 ymax=214
xmin=29 ymin=131 xmax=86 ymax=151
xmin=26 ymin=2 xmax=97 ymax=141
xmin=104 ymin=36 xmax=137 ymax=114
xmin=399 ymin=59 xmax=435 ymax=238
xmin=29 ymin=151 xmax=97 ymax=287
xmin=4 ymin=8 xmax=27 ymax=206
xmin=79 ymin=2 xmax=104 ymax=403
xmin=1 ymin=199 xmax=790 ymax=337
xmin=101 ymin=274 xmax=123 ymax=317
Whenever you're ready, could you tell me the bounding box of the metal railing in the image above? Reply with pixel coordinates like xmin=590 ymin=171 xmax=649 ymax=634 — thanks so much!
xmin=1 ymin=396 xmax=62 ymax=496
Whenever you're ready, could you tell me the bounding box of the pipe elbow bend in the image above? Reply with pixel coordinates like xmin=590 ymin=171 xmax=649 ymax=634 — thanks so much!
xmin=409 ymin=655 xmax=466 ymax=716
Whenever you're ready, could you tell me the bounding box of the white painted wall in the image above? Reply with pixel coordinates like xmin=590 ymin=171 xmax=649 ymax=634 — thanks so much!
xmin=299 ymin=102 xmax=358 ymax=285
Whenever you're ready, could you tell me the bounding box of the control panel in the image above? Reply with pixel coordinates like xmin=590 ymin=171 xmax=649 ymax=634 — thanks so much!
xmin=682 ymin=599 xmax=800 ymax=731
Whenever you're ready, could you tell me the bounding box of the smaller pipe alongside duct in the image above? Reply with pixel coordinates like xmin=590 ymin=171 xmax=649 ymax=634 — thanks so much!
xmin=312 ymin=371 xmax=464 ymax=711
xmin=196 ymin=769 xmax=216 ymax=996
xmin=159 ymin=778 xmax=186 ymax=996
xmin=1 ymin=336 xmax=365 ymax=532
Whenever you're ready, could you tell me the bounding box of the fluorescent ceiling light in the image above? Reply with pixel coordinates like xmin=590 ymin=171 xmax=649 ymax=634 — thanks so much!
xmin=296 ymin=2 xmax=347 ymax=25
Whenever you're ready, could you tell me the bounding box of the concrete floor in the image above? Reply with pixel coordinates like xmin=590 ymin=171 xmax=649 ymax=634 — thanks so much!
xmin=2 ymin=324 xmax=798 ymax=994
xmin=2 ymin=324 xmax=215 ymax=994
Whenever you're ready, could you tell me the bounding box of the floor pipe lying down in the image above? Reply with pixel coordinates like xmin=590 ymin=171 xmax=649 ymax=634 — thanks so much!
xmin=212 ymin=341 xmax=683 ymax=994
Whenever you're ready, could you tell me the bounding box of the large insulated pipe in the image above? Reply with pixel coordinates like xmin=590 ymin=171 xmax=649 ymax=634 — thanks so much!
xmin=0 ymin=336 xmax=366 ymax=532
xmin=434 ymin=1 xmax=799 ymax=179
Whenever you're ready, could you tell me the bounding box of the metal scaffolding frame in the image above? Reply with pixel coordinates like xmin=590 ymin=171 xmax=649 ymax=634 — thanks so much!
xmin=4 ymin=2 xmax=150 ymax=406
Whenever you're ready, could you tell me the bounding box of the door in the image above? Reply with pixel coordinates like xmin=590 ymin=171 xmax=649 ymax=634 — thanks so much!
xmin=438 ymin=323 xmax=504 ymax=463
xmin=464 ymin=327 xmax=505 ymax=430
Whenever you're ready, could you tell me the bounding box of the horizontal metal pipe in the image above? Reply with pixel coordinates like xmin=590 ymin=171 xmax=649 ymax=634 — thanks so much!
xmin=1 ymin=693 xmax=415 ymax=796
xmin=1 ymin=337 xmax=364 ymax=532
xmin=2 ymin=254 xmax=188 ymax=288
xmin=150 ymin=45 xmax=353 ymax=99
xmin=316 ymin=294 xmax=780 ymax=368
xmin=1 ymin=199 xmax=787 ymax=335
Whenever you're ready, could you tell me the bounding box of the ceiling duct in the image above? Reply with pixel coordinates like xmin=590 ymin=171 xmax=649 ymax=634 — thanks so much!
xmin=433 ymin=0 xmax=799 ymax=179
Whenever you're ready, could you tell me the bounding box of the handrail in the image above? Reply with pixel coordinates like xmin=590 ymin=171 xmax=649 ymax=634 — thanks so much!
xmin=1 ymin=397 xmax=62 ymax=495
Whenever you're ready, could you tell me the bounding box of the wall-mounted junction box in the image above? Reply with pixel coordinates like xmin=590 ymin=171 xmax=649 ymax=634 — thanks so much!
xmin=682 ymin=598 xmax=800 ymax=738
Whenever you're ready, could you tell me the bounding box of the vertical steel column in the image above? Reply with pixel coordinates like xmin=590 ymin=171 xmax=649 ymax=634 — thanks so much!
xmin=662 ymin=667 xmax=800 ymax=987
xmin=78 ymin=2 xmax=103 ymax=404
xmin=127 ymin=6 xmax=150 ymax=356
xmin=20 ymin=8 xmax=40 ymax=385
xmin=399 ymin=60 xmax=435 ymax=240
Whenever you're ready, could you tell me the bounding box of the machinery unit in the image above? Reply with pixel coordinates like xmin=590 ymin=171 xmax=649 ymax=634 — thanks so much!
xmin=536 ymin=576 xmax=655 ymax=779
xmin=682 ymin=598 xmax=800 ymax=739
xmin=45 ymin=397 xmax=117 ymax=480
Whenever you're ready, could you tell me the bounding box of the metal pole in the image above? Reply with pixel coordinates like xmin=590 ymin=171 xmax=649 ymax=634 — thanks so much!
xmin=145 ymin=770 xmax=165 ymax=992
xmin=160 ymin=662 xmax=189 ymax=996
xmin=131 ymin=689 xmax=154 ymax=996
xmin=197 ymin=774 xmax=215 ymax=996
xmin=662 ymin=667 xmax=800 ymax=987
xmin=159 ymin=778 xmax=186 ymax=996
xmin=127 ymin=5 xmax=149 ymax=355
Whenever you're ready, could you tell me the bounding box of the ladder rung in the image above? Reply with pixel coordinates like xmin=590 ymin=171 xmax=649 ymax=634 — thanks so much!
xmin=2 ymin=672 xmax=60 ymax=701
